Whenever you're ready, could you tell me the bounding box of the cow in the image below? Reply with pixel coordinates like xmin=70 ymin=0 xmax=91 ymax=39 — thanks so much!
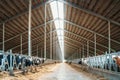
xmin=78 ymin=60 xmax=82 ymax=64
xmin=7 ymin=54 xmax=14 ymax=68
xmin=15 ymin=54 xmax=22 ymax=69
xmin=25 ymin=57 xmax=33 ymax=67
xmin=20 ymin=56 xmax=27 ymax=69
xmin=113 ymin=56 xmax=120 ymax=67
xmin=0 ymin=54 xmax=5 ymax=71
xmin=34 ymin=58 xmax=41 ymax=65
xmin=0 ymin=54 xmax=4 ymax=66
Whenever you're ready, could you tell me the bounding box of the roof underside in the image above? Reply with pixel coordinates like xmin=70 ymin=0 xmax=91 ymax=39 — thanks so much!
xmin=0 ymin=0 xmax=120 ymax=59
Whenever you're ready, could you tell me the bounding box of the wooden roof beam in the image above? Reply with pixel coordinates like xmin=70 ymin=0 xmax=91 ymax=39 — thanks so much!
xmin=0 ymin=0 xmax=54 ymax=25
xmin=64 ymin=36 xmax=104 ymax=53
xmin=61 ymin=19 xmax=120 ymax=45
xmin=18 ymin=35 xmax=59 ymax=54
xmin=64 ymin=30 xmax=115 ymax=52
xmin=64 ymin=40 xmax=80 ymax=48
xmin=24 ymin=39 xmax=60 ymax=55
xmin=7 ymin=29 xmax=58 ymax=51
xmin=64 ymin=44 xmax=77 ymax=50
xmin=0 ymin=19 xmax=55 ymax=45
xmin=60 ymin=0 xmax=120 ymax=26
xmin=6 ymin=28 xmax=115 ymax=54
xmin=65 ymin=40 xmax=99 ymax=55
xmin=2 ymin=18 xmax=119 ymax=51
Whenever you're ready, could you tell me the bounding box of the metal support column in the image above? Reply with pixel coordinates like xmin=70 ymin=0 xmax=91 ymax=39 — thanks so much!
xmin=108 ymin=21 xmax=111 ymax=55
xmin=37 ymin=45 xmax=38 ymax=57
xmin=87 ymin=41 xmax=90 ymax=66
xmin=50 ymin=22 xmax=52 ymax=59
xmin=75 ymin=51 xmax=77 ymax=59
xmin=44 ymin=3 xmax=47 ymax=59
xmin=81 ymin=48 xmax=82 ymax=59
xmin=41 ymin=48 xmax=42 ymax=58
xmin=78 ymin=48 xmax=79 ymax=58
xmin=55 ymin=40 xmax=57 ymax=60
xmin=9 ymin=50 xmax=14 ymax=76
xmin=108 ymin=22 xmax=111 ymax=54
xmin=87 ymin=41 xmax=89 ymax=57
xmin=94 ymin=34 xmax=97 ymax=68
xmin=71 ymin=54 xmax=72 ymax=60
xmin=3 ymin=23 xmax=5 ymax=52
xmin=79 ymin=48 xmax=81 ymax=58
xmin=94 ymin=34 xmax=96 ymax=56
xmin=53 ymin=37 xmax=54 ymax=60
xmin=82 ymin=45 xmax=84 ymax=59
xmin=28 ymin=0 xmax=32 ymax=56
xmin=77 ymin=49 xmax=79 ymax=59
xmin=73 ymin=53 xmax=75 ymax=60
xmin=20 ymin=34 xmax=22 ymax=54
xmin=108 ymin=21 xmax=111 ymax=70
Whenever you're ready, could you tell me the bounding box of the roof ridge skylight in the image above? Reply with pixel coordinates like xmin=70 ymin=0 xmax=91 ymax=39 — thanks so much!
xmin=50 ymin=1 xmax=64 ymax=62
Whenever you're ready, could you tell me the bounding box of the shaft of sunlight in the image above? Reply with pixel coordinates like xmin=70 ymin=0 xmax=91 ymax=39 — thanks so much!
xmin=50 ymin=1 xmax=64 ymax=62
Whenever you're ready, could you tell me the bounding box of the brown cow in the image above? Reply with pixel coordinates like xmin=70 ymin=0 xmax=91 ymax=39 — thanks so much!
xmin=113 ymin=56 xmax=120 ymax=67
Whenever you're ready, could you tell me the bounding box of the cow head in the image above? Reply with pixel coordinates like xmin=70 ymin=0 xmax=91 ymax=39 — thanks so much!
xmin=113 ymin=56 xmax=118 ymax=61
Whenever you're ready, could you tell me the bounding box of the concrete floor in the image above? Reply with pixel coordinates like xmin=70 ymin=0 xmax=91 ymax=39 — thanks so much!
xmin=38 ymin=63 xmax=95 ymax=80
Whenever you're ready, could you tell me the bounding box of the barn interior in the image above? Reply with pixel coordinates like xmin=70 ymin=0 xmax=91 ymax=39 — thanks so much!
xmin=0 ymin=0 xmax=120 ymax=80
